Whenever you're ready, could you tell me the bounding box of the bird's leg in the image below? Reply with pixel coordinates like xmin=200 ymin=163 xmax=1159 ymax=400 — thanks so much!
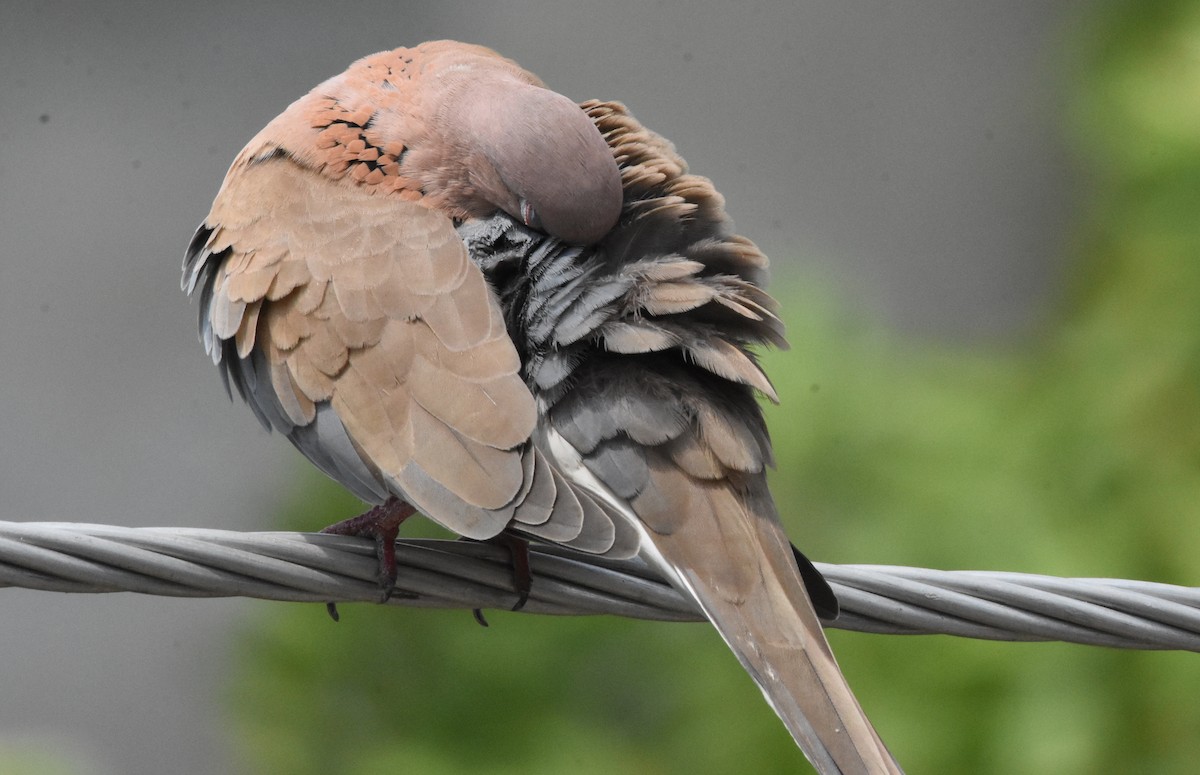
xmin=468 ymin=532 xmax=534 ymax=626
xmin=494 ymin=532 xmax=533 ymax=611
xmin=321 ymin=497 xmax=417 ymax=600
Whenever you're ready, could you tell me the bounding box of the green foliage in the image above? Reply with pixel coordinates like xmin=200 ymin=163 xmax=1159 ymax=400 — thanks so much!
xmin=228 ymin=2 xmax=1200 ymax=771
xmin=0 ymin=738 xmax=89 ymax=775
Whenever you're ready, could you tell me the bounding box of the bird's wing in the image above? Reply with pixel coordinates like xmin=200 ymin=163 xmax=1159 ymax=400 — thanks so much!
xmin=184 ymin=154 xmax=633 ymax=553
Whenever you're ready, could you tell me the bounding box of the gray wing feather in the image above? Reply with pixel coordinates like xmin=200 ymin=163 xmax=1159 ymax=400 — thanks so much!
xmin=583 ymin=438 xmax=649 ymax=501
xmin=304 ymin=404 xmax=391 ymax=504
xmin=510 ymin=449 xmax=557 ymax=527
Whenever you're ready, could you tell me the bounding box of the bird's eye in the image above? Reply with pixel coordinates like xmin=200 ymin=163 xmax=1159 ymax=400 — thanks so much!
xmin=519 ymin=198 xmax=543 ymax=231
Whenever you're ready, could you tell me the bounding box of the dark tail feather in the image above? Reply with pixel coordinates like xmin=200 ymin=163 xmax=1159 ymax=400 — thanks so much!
xmin=792 ymin=542 xmax=839 ymax=620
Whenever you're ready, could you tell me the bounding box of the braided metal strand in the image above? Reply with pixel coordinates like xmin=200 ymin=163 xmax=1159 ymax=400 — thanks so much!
xmin=1 ymin=521 xmax=1197 ymax=651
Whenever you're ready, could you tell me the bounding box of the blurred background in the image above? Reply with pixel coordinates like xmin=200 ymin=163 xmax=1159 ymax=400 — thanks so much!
xmin=2 ymin=0 xmax=1199 ymax=772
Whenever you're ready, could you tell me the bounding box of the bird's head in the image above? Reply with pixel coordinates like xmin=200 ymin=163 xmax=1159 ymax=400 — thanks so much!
xmin=286 ymin=44 xmax=624 ymax=246
xmin=443 ymin=77 xmax=624 ymax=245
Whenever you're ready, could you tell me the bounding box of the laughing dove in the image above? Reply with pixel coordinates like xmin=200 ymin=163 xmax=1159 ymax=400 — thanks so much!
xmin=183 ymin=40 xmax=900 ymax=774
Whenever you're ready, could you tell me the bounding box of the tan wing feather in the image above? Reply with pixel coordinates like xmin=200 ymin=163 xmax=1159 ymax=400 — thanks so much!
xmin=204 ymin=156 xmax=536 ymax=539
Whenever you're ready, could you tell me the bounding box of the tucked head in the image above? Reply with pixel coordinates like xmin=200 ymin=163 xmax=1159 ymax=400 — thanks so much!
xmin=271 ymin=42 xmax=625 ymax=245
xmin=445 ymin=78 xmax=624 ymax=245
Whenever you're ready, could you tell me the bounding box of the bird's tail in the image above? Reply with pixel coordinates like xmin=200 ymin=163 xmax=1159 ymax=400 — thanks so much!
xmin=645 ymin=501 xmax=901 ymax=774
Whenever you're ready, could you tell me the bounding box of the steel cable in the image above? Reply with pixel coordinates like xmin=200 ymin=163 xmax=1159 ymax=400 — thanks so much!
xmin=1 ymin=521 xmax=1197 ymax=651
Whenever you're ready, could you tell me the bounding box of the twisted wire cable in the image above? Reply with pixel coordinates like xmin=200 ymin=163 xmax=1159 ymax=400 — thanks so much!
xmin=1 ymin=521 xmax=1197 ymax=652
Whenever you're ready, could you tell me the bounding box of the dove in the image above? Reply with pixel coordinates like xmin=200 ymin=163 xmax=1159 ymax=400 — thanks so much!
xmin=183 ymin=40 xmax=900 ymax=774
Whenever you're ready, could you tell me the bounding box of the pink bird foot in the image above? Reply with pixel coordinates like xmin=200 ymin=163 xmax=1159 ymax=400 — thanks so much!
xmin=322 ymin=497 xmax=417 ymax=608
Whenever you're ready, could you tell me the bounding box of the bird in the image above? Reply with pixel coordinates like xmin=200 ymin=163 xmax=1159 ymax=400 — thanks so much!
xmin=182 ymin=40 xmax=901 ymax=774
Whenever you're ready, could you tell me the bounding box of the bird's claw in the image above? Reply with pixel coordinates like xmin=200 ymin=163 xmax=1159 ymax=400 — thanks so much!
xmin=463 ymin=532 xmax=533 ymax=624
xmin=320 ymin=497 xmax=417 ymax=616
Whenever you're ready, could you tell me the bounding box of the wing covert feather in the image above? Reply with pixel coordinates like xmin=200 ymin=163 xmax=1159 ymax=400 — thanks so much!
xmin=198 ymin=157 xmax=537 ymax=538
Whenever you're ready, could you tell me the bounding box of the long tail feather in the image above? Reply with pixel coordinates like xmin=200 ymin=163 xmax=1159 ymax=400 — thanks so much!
xmin=644 ymin=499 xmax=901 ymax=774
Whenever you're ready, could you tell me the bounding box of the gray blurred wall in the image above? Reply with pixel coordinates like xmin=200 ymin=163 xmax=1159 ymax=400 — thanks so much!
xmin=0 ymin=1 xmax=1084 ymax=772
